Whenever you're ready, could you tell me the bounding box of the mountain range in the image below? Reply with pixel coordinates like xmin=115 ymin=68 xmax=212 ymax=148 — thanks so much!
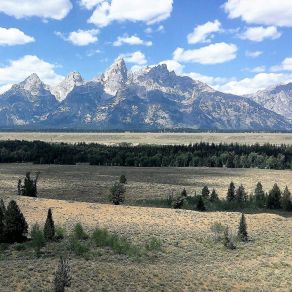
xmin=0 ymin=58 xmax=291 ymax=131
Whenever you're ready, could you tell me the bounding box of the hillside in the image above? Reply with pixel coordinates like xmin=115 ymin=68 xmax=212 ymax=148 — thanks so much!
xmin=0 ymin=195 xmax=291 ymax=291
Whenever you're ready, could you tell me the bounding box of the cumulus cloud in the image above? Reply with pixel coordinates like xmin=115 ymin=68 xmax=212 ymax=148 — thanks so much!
xmin=113 ymin=35 xmax=152 ymax=46
xmin=56 ymin=29 xmax=99 ymax=46
xmin=223 ymin=0 xmax=292 ymax=27
xmin=239 ymin=26 xmax=281 ymax=42
xmin=88 ymin=0 xmax=173 ymax=27
xmin=0 ymin=27 xmax=34 ymax=46
xmin=270 ymin=57 xmax=292 ymax=72
xmin=0 ymin=55 xmax=63 ymax=93
xmin=217 ymin=72 xmax=292 ymax=95
xmin=121 ymin=51 xmax=147 ymax=65
xmin=173 ymin=43 xmax=237 ymax=65
xmin=187 ymin=20 xmax=222 ymax=44
xmin=245 ymin=50 xmax=263 ymax=58
xmin=0 ymin=0 xmax=72 ymax=20
xmin=79 ymin=0 xmax=103 ymax=10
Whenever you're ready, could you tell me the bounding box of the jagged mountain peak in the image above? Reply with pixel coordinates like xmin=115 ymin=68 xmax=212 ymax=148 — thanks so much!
xmin=16 ymin=73 xmax=46 ymax=96
xmin=65 ymin=71 xmax=83 ymax=83
xmin=101 ymin=57 xmax=128 ymax=96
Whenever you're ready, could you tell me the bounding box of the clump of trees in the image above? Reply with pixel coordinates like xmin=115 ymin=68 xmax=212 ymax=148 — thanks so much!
xmin=0 ymin=140 xmax=291 ymax=170
xmin=18 ymin=172 xmax=39 ymax=197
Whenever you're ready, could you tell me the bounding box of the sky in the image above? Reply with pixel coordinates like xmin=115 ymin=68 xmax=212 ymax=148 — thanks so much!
xmin=0 ymin=0 xmax=292 ymax=95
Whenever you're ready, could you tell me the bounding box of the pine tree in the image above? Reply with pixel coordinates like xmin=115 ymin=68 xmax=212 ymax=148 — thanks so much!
xmin=238 ymin=213 xmax=248 ymax=242
xmin=0 ymin=206 xmax=4 ymax=242
xmin=267 ymin=183 xmax=282 ymax=209
xmin=254 ymin=182 xmax=266 ymax=208
xmin=281 ymin=186 xmax=292 ymax=211
xmin=119 ymin=175 xmax=127 ymax=184
xmin=54 ymin=257 xmax=71 ymax=292
xmin=18 ymin=172 xmax=39 ymax=197
xmin=235 ymin=184 xmax=248 ymax=203
xmin=197 ymin=195 xmax=206 ymax=211
xmin=210 ymin=189 xmax=219 ymax=202
xmin=226 ymin=182 xmax=236 ymax=202
xmin=44 ymin=208 xmax=55 ymax=241
xmin=109 ymin=182 xmax=126 ymax=205
xmin=181 ymin=188 xmax=187 ymax=197
xmin=202 ymin=186 xmax=210 ymax=199
xmin=0 ymin=198 xmax=6 ymax=214
xmin=4 ymin=200 xmax=28 ymax=243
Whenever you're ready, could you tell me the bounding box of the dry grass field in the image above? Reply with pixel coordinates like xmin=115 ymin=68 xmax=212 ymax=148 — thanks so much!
xmin=0 ymin=195 xmax=291 ymax=291
xmin=0 ymin=164 xmax=291 ymax=203
xmin=0 ymin=131 xmax=292 ymax=145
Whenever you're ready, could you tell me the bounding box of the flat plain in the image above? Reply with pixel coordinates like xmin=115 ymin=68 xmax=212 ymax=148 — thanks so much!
xmin=0 ymin=131 xmax=292 ymax=145
xmin=0 ymin=164 xmax=291 ymax=203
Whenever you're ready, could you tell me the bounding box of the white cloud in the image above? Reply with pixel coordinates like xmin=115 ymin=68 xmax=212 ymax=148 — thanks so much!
xmin=250 ymin=66 xmax=266 ymax=73
xmin=239 ymin=26 xmax=281 ymax=42
xmin=187 ymin=20 xmax=222 ymax=44
xmin=217 ymin=72 xmax=292 ymax=95
xmin=0 ymin=0 xmax=72 ymax=20
xmin=113 ymin=35 xmax=152 ymax=46
xmin=88 ymin=0 xmax=173 ymax=27
xmin=0 ymin=55 xmax=63 ymax=93
xmin=56 ymin=29 xmax=99 ymax=46
xmin=0 ymin=27 xmax=34 ymax=46
xmin=121 ymin=51 xmax=147 ymax=65
xmin=173 ymin=43 xmax=237 ymax=65
xmin=223 ymin=0 xmax=292 ymax=27
xmin=245 ymin=50 xmax=262 ymax=58
xmin=79 ymin=0 xmax=103 ymax=10
xmin=270 ymin=57 xmax=292 ymax=72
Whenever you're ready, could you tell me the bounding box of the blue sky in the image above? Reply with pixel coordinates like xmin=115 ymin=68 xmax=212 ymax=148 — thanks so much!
xmin=0 ymin=0 xmax=292 ymax=95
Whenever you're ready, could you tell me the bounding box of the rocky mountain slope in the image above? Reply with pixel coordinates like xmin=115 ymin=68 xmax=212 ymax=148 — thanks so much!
xmin=247 ymin=83 xmax=292 ymax=121
xmin=0 ymin=58 xmax=291 ymax=130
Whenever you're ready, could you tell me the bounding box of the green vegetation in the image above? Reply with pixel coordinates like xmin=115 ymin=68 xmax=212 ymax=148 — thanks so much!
xmin=109 ymin=182 xmax=126 ymax=205
xmin=44 ymin=208 xmax=55 ymax=241
xmin=54 ymin=257 xmax=71 ymax=292
xmin=0 ymin=140 xmax=291 ymax=169
xmin=17 ymin=172 xmax=39 ymax=197
xmin=31 ymin=223 xmax=46 ymax=257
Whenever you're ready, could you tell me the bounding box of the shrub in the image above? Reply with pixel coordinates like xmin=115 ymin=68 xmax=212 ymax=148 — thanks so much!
xmin=55 ymin=226 xmax=66 ymax=241
xmin=4 ymin=200 xmax=28 ymax=243
xmin=145 ymin=237 xmax=162 ymax=251
xmin=210 ymin=222 xmax=225 ymax=242
xmin=54 ymin=257 xmax=71 ymax=292
xmin=69 ymin=236 xmax=90 ymax=257
xmin=91 ymin=228 xmax=110 ymax=247
xmin=44 ymin=208 xmax=55 ymax=241
xmin=73 ymin=223 xmax=88 ymax=240
xmin=109 ymin=182 xmax=126 ymax=205
xmin=31 ymin=223 xmax=46 ymax=257
xmin=223 ymin=227 xmax=236 ymax=250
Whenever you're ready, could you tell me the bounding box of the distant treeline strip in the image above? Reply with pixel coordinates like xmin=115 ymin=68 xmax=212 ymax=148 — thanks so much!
xmin=0 ymin=140 xmax=291 ymax=169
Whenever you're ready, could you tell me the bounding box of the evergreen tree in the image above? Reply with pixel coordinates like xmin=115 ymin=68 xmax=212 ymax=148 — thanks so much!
xmin=0 ymin=206 xmax=4 ymax=242
xmin=181 ymin=188 xmax=187 ymax=197
xmin=197 ymin=195 xmax=206 ymax=211
xmin=44 ymin=208 xmax=55 ymax=241
xmin=210 ymin=189 xmax=219 ymax=202
xmin=0 ymin=198 xmax=6 ymax=214
xmin=202 ymin=186 xmax=210 ymax=199
xmin=254 ymin=182 xmax=266 ymax=208
xmin=18 ymin=172 xmax=39 ymax=197
xmin=4 ymin=200 xmax=28 ymax=243
xmin=172 ymin=195 xmax=185 ymax=209
xmin=109 ymin=182 xmax=126 ymax=205
xmin=235 ymin=184 xmax=248 ymax=203
xmin=119 ymin=174 xmax=127 ymax=184
xmin=54 ymin=257 xmax=71 ymax=292
xmin=267 ymin=183 xmax=282 ymax=209
xmin=238 ymin=213 xmax=248 ymax=242
xmin=226 ymin=182 xmax=236 ymax=202
xmin=281 ymin=186 xmax=292 ymax=211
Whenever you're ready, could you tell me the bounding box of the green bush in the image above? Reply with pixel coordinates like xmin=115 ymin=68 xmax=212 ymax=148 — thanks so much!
xmin=145 ymin=237 xmax=162 ymax=251
xmin=55 ymin=226 xmax=66 ymax=241
xmin=73 ymin=223 xmax=88 ymax=240
xmin=68 ymin=236 xmax=90 ymax=257
xmin=31 ymin=223 xmax=45 ymax=257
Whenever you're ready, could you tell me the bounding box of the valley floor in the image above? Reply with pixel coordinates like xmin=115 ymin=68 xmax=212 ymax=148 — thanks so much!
xmin=0 ymin=195 xmax=292 ymax=291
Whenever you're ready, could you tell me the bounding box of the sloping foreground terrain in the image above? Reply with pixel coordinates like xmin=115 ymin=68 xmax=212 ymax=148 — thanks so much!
xmin=0 ymin=195 xmax=291 ymax=291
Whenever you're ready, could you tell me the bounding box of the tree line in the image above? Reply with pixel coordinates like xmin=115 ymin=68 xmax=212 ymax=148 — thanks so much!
xmin=0 ymin=140 xmax=291 ymax=169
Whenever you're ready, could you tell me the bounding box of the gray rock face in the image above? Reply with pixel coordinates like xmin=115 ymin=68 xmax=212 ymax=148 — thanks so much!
xmin=0 ymin=60 xmax=291 ymax=130
xmin=247 ymin=83 xmax=292 ymax=121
